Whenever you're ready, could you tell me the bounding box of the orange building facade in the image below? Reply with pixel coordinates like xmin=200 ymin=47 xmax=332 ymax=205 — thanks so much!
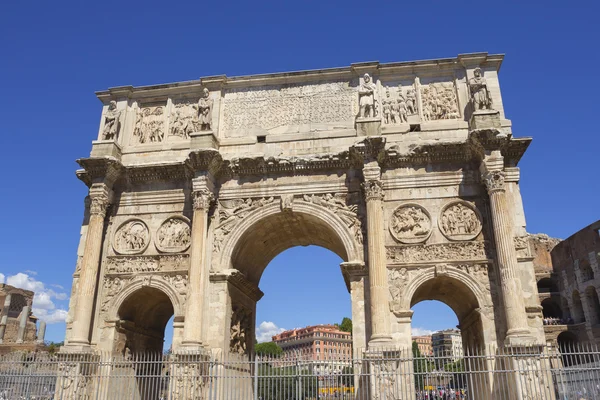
xmin=272 ymin=324 xmax=352 ymax=360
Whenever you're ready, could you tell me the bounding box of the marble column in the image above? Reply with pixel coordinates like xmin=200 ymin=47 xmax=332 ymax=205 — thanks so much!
xmin=181 ymin=187 xmax=213 ymax=348
xmin=37 ymin=321 xmax=46 ymax=344
xmin=16 ymin=305 xmax=30 ymax=343
xmin=0 ymin=315 xmax=7 ymax=344
xmin=69 ymin=184 xmax=110 ymax=348
xmin=363 ymin=163 xmax=391 ymax=344
xmin=1 ymin=293 xmax=11 ymax=317
xmin=481 ymin=152 xmax=530 ymax=343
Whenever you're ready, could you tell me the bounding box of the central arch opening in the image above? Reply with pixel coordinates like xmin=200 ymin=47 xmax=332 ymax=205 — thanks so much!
xmin=226 ymin=206 xmax=360 ymax=397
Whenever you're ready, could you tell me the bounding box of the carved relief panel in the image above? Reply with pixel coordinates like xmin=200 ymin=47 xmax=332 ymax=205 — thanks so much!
xmin=420 ymin=81 xmax=460 ymax=121
xmin=131 ymin=104 xmax=166 ymax=144
xmin=169 ymin=98 xmax=199 ymax=139
xmin=230 ymin=306 xmax=252 ymax=355
xmin=439 ymin=201 xmax=482 ymax=241
xmin=113 ymin=219 xmax=150 ymax=255
xmin=389 ymin=204 xmax=432 ymax=244
xmin=379 ymin=81 xmax=419 ymax=125
xmin=156 ymin=217 xmax=191 ymax=253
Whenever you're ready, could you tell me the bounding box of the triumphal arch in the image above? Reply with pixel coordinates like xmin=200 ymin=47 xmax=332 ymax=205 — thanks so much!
xmin=61 ymin=53 xmax=551 ymax=398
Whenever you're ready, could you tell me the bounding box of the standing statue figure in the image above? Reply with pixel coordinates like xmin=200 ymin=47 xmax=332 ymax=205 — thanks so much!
xmin=358 ymin=73 xmax=378 ymax=118
xmin=469 ymin=67 xmax=492 ymax=110
xmin=102 ymin=101 xmax=121 ymax=140
xmin=382 ymin=89 xmax=392 ymax=124
xmin=406 ymin=87 xmax=417 ymax=114
xmin=197 ymin=88 xmax=213 ymax=131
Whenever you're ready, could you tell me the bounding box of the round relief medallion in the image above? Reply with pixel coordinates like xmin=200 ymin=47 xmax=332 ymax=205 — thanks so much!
xmin=438 ymin=201 xmax=482 ymax=241
xmin=156 ymin=217 xmax=191 ymax=253
xmin=389 ymin=204 xmax=432 ymax=244
xmin=113 ymin=219 xmax=150 ymax=255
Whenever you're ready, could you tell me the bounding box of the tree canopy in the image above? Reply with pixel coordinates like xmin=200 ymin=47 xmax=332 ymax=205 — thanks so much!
xmin=335 ymin=317 xmax=352 ymax=333
xmin=255 ymin=341 xmax=283 ymax=356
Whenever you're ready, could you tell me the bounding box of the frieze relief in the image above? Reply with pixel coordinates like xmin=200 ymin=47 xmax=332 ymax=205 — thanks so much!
xmin=170 ymin=99 xmax=199 ymax=139
xmin=439 ymin=201 xmax=482 ymax=241
xmin=386 ymin=241 xmax=490 ymax=264
xmin=100 ymin=273 xmax=188 ymax=313
xmin=213 ymin=197 xmax=276 ymax=253
xmin=221 ymin=81 xmax=356 ymax=135
xmin=105 ymin=254 xmax=190 ymax=274
xmin=230 ymin=306 xmax=252 ymax=355
xmin=113 ymin=219 xmax=150 ymax=255
xmin=156 ymin=217 xmax=191 ymax=253
xmin=514 ymin=236 xmax=531 ymax=258
xmin=302 ymin=193 xmax=364 ymax=245
xmin=389 ymin=204 xmax=432 ymax=244
xmin=381 ymin=84 xmax=418 ymax=125
xmin=132 ymin=105 xmax=165 ymax=144
xmin=420 ymin=82 xmax=460 ymax=121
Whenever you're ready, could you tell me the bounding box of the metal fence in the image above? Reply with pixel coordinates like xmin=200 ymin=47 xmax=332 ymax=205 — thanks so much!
xmin=0 ymin=344 xmax=600 ymax=399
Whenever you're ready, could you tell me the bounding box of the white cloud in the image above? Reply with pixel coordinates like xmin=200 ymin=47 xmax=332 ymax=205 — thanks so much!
xmin=412 ymin=327 xmax=434 ymax=336
xmin=4 ymin=272 xmax=68 ymax=324
xmin=255 ymin=321 xmax=285 ymax=343
xmin=24 ymin=270 xmax=38 ymax=276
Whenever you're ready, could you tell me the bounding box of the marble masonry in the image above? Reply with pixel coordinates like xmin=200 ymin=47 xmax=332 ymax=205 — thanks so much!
xmin=0 ymin=284 xmax=46 ymax=354
xmin=61 ymin=53 xmax=553 ymax=399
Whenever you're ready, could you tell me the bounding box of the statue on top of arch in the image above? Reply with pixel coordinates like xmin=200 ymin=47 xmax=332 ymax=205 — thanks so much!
xmin=469 ymin=67 xmax=493 ymax=111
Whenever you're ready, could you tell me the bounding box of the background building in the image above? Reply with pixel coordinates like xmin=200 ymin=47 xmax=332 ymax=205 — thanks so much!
xmin=412 ymin=335 xmax=432 ymax=356
xmin=0 ymin=284 xmax=46 ymax=354
xmin=432 ymin=329 xmax=462 ymax=362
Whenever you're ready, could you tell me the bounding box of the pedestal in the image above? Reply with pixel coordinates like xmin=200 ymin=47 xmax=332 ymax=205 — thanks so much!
xmin=168 ymin=352 xmax=211 ymax=400
xmin=470 ymin=109 xmax=501 ymax=130
xmin=53 ymin=352 xmax=99 ymax=400
xmin=90 ymin=140 xmax=122 ymax=158
xmin=366 ymin=348 xmax=415 ymax=400
xmin=356 ymin=118 xmax=382 ymax=137
xmin=190 ymin=131 xmax=218 ymax=149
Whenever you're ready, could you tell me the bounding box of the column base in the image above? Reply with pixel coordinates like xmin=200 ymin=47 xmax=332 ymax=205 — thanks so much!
xmin=60 ymin=343 xmax=95 ymax=354
xmin=368 ymin=335 xmax=392 ymax=348
xmin=504 ymin=329 xmax=537 ymax=347
xmin=180 ymin=341 xmax=206 ymax=352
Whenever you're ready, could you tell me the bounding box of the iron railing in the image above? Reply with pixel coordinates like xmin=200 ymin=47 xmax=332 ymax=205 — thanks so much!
xmin=0 ymin=344 xmax=599 ymax=399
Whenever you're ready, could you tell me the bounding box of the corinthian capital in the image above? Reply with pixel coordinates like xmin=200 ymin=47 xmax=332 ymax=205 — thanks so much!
xmin=193 ymin=189 xmax=214 ymax=210
xmin=482 ymin=170 xmax=506 ymax=194
xmin=89 ymin=193 xmax=109 ymax=216
xmin=362 ymin=179 xmax=384 ymax=201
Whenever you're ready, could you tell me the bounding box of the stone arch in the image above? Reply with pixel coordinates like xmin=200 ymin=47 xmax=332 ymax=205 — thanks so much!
xmin=402 ymin=265 xmax=494 ymax=350
xmin=107 ymin=277 xmax=184 ymax=354
xmin=584 ymin=286 xmax=600 ymax=325
xmin=537 ymin=277 xmax=558 ymax=293
xmin=572 ymin=290 xmax=586 ymax=323
xmin=580 ymin=259 xmax=595 ymax=282
xmin=541 ymin=297 xmax=562 ymax=319
xmin=218 ymin=200 xmax=362 ymax=284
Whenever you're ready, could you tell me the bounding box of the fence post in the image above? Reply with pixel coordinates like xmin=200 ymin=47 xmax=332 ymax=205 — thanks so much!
xmin=253 ymin=355 xmax=258 ymax=400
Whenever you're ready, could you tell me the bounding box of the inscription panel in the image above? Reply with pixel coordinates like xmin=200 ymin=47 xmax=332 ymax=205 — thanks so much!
xmin=221 ymin=81 xmax=357 ymax=137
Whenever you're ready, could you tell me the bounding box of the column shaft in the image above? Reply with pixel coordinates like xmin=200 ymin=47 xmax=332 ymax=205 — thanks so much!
xmin=0 ymin=315 xmax=7 ymax=344
xmin=16 ymin=305 xmax=30 ymax=343
xmin=364 ymin=179 xmax=391 ymax=343
xmin=182 ymin=190 xmax=211 ymax=347
xmin=70 ymin=186 xmax=109 ymax=346
xmin=483 ymin=169 xmax=530 ymax=338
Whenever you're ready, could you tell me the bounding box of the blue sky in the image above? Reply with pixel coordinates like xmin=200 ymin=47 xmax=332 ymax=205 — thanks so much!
xmin=0 ymin=0 xmax=598 ymax=345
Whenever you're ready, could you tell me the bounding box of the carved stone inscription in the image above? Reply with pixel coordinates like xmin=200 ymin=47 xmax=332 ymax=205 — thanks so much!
xmin=113 ymin=220 xmax=150 ymax=255
xmin=133 ymin=106 xmax=165 ymax=144
xmin=421 ymin=82 xmax=460 ymax=121
xmin=389 ymin=204 xmax=431 ymax=244
xmin=156 ymin=217 xmax=191 ymax=253
xmin=386 ymin=241 xmax=489 ymax=263
xmin=221 ymin=81 xmax=356 ymax=134
xmin=439 ymin=202 xmax=482 ymax=241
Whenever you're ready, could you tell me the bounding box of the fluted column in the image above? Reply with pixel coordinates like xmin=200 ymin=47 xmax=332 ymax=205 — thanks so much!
xmin=181 ymin=188 xmax=213 ymax=348
xmin=481 ymin=152 xmax=530 ymax=343
xmin=363 ymin=163 xmax=391 ymax=344
xmin=69 ymin=184 xmax=110 ymax=348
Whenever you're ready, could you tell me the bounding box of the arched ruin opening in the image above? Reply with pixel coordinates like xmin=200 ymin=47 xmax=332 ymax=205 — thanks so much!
xmin=557 ymin=331 xmax=580 ymax=367
xmin=537 ymin=278 xmax=558 ymax=293
xmin=580 ymin=260 xmax=595 ymax=282
xmin=584 ymin=286 xmax=600 ymax=325
xmin=541 ymin=298 xmax=563 ymax=319
xmin=116 ymin=286 xmax=175 ymax=354
xmin=572 ymin=291 xmax=586 ymax=323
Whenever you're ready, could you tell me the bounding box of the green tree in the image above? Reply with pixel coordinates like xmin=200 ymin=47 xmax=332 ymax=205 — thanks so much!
xmin=255 ymin=341 xmax=283 ymax=356
xmin=44 ymin=341 xmax=64 ymax=354
xmin=413 ymin=341 xmax=434 ymax=390
xmin=335 ymin=317 xmax=352 ymax=333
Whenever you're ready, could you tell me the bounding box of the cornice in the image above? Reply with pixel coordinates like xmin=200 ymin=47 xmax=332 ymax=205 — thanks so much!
xmin=95 ymin=53 xmax=503 ymax=102
xmin=76 ymin=157 xmax=123 ymax=188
